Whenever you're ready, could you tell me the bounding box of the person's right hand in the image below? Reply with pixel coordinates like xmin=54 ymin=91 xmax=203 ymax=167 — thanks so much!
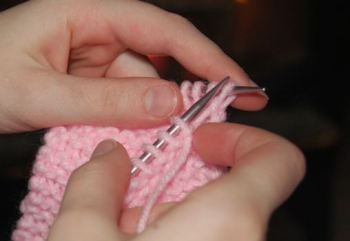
xmin=47 ymin=123 xmax=305 ymax=241
xmin=0 ymin=0 xmax=267 ymax=133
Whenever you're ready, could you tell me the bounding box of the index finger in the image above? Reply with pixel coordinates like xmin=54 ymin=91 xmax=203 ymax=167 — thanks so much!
xmin=105 ymin=1 xmax=268 ymax=110
xmin=193 ymin=123 xmax=306 ymax=211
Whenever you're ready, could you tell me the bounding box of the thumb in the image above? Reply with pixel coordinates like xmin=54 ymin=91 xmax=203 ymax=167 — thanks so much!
xmin=26 ymin=70 xmax=183 ymax=129
xmin=48 ymin=140 xmax=131 ymax=241
xmin=60 ymin=139 xmax=131 ymax=220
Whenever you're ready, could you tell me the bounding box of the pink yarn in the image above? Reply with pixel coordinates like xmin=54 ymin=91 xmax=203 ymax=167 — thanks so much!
xmin=135 ymin=117 xmax=193 ymax=232
xmin=12 ymin=81 xmax=236 ymax=241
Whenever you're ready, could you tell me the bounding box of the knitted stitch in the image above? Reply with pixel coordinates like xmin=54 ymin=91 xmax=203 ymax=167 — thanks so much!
xmin=12 ymin=81 xmax=236 ymax=241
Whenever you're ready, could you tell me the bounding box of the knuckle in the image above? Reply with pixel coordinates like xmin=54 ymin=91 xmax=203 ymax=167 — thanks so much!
xmin=262 ymin=134 xmax=306 ymax=186
xmin=98 ymin=83 xmax=120 ymax=113
xmin=244 ymin=127 xmax=306 ymax=183
xmin=283 ymin=141 xmax=306 ymax=183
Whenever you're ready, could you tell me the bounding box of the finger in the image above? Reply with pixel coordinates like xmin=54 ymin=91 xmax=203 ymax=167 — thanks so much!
xmin=193 ymin=122 xmax=284 ymax=166
xmin=105 ymin=50 xmax=160 ymax=78
xmin=138 ymin=124 xmax=305 ymax=240
xmin=101 ymin=1 xmax=267 ymax=110
xmin=192 ymin=123 xmax=306 ymax=211
xmin=61 ymin=140 xmax=130 ymax=219
xmin=119 ymin=202 xmax=175 ymax=234
xmin=48 ymin=140 xmax=130 ymax=241
xmin=19 ymin=68 xmax=182 ymax=129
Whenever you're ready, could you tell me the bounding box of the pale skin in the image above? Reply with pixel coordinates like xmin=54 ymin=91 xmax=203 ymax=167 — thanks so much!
xmin=0 ymin=0 xmax=304 ymax=240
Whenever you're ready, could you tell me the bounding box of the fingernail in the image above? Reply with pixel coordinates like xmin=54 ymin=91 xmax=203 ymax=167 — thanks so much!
xmin=144 ymin=84 xmax=177 ymax=118
xmin=92 ymin=140 xmax=117 ymax=157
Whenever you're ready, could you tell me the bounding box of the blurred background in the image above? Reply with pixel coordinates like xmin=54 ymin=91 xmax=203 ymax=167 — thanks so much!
xmin=0 ymin=0 xmax=346 ymax=240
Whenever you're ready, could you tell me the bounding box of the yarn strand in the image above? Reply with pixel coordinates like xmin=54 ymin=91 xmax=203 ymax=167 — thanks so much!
xmin=137 ymin=118 xmax=193 ymax=232
xmin=134 ymin=81 xmax=235 ymax=232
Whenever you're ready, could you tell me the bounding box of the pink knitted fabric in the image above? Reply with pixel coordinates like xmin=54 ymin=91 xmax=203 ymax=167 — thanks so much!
xmin=12 ymin=81 xmax=236 ymax=241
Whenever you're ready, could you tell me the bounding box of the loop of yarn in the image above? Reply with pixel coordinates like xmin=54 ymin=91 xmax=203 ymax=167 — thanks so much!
xmin=12 ymin=80 xmax=236 ymax=241
xmin=136 ymin=117 xmax=193 ymax=232
xmin=131 ymin=158 xmax=152 ymax=174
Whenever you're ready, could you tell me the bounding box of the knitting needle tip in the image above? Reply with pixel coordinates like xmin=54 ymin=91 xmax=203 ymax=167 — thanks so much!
xmin=232 ymin=86 xmax=266 ymax=95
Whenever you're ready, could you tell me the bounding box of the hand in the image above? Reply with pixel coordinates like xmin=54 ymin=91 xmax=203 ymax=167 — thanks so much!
xmin=47 ymin=123 xmax=305 ymax=241
xmin=0 ymin=0 xmax=267 ymax=133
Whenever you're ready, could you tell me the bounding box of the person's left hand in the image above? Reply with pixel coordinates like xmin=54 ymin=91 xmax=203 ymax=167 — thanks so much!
xmin=0 ymin=0 xmax=267 ymax=133
xmin=47 ymin=123 xmax=305 ymax=241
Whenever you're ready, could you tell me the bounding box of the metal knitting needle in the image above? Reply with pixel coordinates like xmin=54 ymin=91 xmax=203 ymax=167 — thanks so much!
xmin=131 ymin=76 xmax=266 ymax=175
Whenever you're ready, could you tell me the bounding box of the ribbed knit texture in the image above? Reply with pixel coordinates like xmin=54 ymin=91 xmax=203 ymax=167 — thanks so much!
xmin=12 ymin=81 xmax=235 ymax=241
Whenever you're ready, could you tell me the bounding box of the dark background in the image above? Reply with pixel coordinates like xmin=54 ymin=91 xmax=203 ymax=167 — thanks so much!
xmin=0 ymin=0 xmax=347 ymax=240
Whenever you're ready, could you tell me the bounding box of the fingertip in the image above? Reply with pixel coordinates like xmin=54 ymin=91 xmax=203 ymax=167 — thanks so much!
xmin=231 ymin=93 xmax=269 ymax=111
xmin=169 ymin=81 xmax=184 ymax=116
xmin=91 ymin=139 xmax=118 ymax=158
xmin=91 ymin=139 xmax=131 ymax=173
xmin=61 ymin=139 xmax=131 ymax=219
